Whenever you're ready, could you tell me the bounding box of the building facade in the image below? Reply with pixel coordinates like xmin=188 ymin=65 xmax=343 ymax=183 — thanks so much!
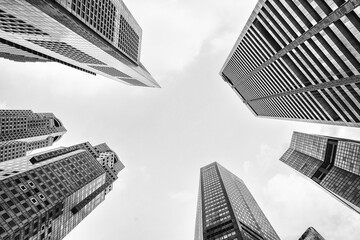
xmin=195 ymin=162 xmax=280 ymax=240
xmin=280 ymin=131 xmax=360 ymax=214
xmin=0 ymin=0 xmax=159 ymax=87
xmin=0 ymin=110 xmax=66 ymax=163
xmin=220 ymin=0 xmax=360 ymax=127
xmin=299 ymin=227 xmax=325 ymax=240
xmin=0 ymin=141 xmax=124 ymax=240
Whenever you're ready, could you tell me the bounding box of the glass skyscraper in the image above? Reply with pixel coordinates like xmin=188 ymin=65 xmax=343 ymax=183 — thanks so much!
xmin=195 ymin=162 xmax=280 ymax=240
xmin=299 ymin=227 xmax=325 ymax=240
xmin=0 ymin=110 xmax=66 ymax=163
xmin=0 ymin=0 xmax=160 ymax=87
xmin=220 ymin=0 xmax=360 ymax=127
xmin=280 ymin=131 xmax=360 ymax=214
xmin=0 ymin=141 xmax=124 ymax=240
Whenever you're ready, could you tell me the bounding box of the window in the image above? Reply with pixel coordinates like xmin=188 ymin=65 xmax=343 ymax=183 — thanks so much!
xmin=30 ymin=197 xmax=38 ymax=205
xmin=19 ymin=184 xmax=27 ymax=191
xmin=27 ymin=181 xmax=35 ymax=188
xmin=38 ymin=193 xmax=46 ymax=201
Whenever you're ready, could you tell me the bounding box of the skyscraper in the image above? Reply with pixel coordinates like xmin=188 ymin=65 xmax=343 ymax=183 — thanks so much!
xmin=0 ymin=141 xmax=124 ymax=240
xmin=299 ymin=227 xmax=325 ymax=240
xmin=0 ymin=0 xmax=160 ymax=88
xmin=195 ymin=162 xmax=280 ymax=240
xmin=220 ymin=0 xmax=360 ymax=127
xmin=280 ymin=131 xmax=360 ymax=214
xmin=0 ymin=110 xmax=66 ymax=163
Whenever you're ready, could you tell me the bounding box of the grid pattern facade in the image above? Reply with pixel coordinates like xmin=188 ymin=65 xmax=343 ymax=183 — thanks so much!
xmin=0 ymin=150 xmax=104 ymax=240
xmin=0 ymin=42 xmax=49 ymax=62
xmin=59 ymin=0 xmax=141 ymax=63
xmin=0 ymin=0 xmax=159 ymax=87
xmin=320 ymin=167 xmax=360 ymax=213
xmin=195 ymin=162 xmax=280 ymax=240
xmin=220 ymin=0 xmax=360 ymax=128
xmin=199 ymin=164 xmax=239 ymax=240
xmin=218 ymin=164 xmax=280 ymax=240
xmin=118 ymin=15 xmax=140 ymax=61
xmin=51 ymin=174 xmax=106 ymax=240
xmin=70 ymin=0 xmax=116 ymax=42
xmin=0 ymin=141 xmax=27 ymax=164
xmin=0 ymin=9 xmax=48 ymax=36
xmin=195 ymin=178 xmax=204 ymax=240
xmin=0 ymin=110 xmax=66 ymax=163
xmin=280 ymin=148 xmax=323 ymax=178
xmin=0 ymin=37 xmax=95 ymax=73
xmin=299 ymin=227 xmax=325 ymax=240
xmin=290 ymin=132 xmax=328 ymax=160
xmin=90 ymin=65 xmax=131 ymax=78
xmin=280 ymin=131 xmax=360 ymax=214
xmin=334 ymin=140 xmax=360 ymax=175
xmin=28 ymin=40 xmax=105 ymax=65
xmin=0 ymin=140 xmax=124 ymax=240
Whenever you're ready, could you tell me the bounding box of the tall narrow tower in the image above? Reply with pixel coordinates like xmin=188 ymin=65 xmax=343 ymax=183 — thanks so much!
xmin=280 ymin=131 xmax=360 ymax=214
xmin=195 ymin=162 xmax=280 ymax=240
xmin=0 ymin=141 xmax=124 ymax=240
xmin=0 ymin=109 xmax=66 ymax=162
xmin=220 ymin=0 xmax=360 ymax=127
xmin=0 ymin=0 xmax=160 ymax=87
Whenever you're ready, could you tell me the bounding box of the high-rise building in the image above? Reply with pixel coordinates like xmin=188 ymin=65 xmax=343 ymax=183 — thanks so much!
xmin=195 ymin=162 xmax=280 ymax=240
xmin=0 ymin=141 xmax=124 ymax=240
xmin=0 ymin=110 xmax=66 ymax=163
xmin=0 ymin=0 xmax=160 ymax=88
xmin=299 ymin=227 xmax=325 ymax=240
xmin=280 ymin=131 xmax=360 ymax=214
xmin=220 ymin=0 xmax=360 ymax=127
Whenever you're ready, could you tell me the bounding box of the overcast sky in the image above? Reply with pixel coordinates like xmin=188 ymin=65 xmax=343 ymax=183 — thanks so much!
xmin=1 ymin=0 xmax=360 ymax=239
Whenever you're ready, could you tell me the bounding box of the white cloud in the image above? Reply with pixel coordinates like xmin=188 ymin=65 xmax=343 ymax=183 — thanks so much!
xmin=241 ymin=143 xmax=283 ymax=183
xmin=137 ymin=165 xmax=152 ymax=180
xmin=113 ymin=168 xmax=130 ymax=193
xmin=45 ymin=63 xmax=107 ymax=97
xmin=239 ymin=142 xmax=360 ymax=240
xmin=170 ymin=191 xmax=193 ymax=203
xmin=0 ymin=100 xmax=7 ymax=109
xmin=209 ymin=32 xmax=239 ymax=55
xmin=264 ymin=173 xmax=360 ymax=240
xmin=139 ymin=165 xmax=147 ymax=173
xmin=256 ymin=144 xmax=281 ymax=169
xmin=128 ymin=0 xmax=256 ymax=76
xmin=136 ymin=1 xmax=220 ymax=74
xmin=319 ymin=126 xmax=360 ymax=141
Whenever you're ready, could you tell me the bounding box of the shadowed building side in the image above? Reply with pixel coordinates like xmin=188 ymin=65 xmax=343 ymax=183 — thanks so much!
xmin=0 ymin=109 xmax=66 ymax=163
xmin=220 ymin=0 xmax=360 ymax=128
xmin=0 ymin=141 xmax=124 ymax=240
xmin=0 ymin=0 xmax=160 ymax=87
xmin=280 ymin=131 xmax=360 ymax=214
xmin=195 ymin=162 xmax=280 ymax=240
